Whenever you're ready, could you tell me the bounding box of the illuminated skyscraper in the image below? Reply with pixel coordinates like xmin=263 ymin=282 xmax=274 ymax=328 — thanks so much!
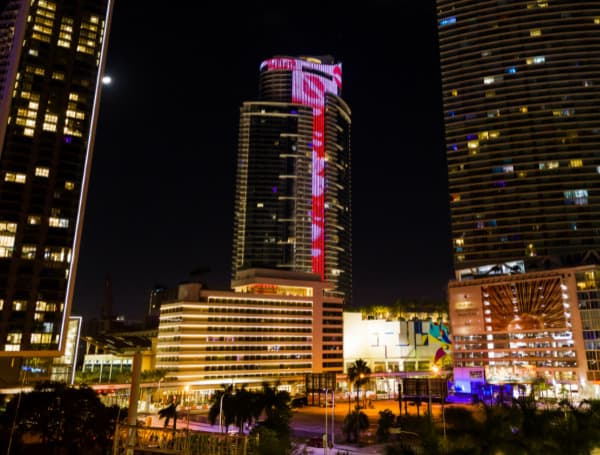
xmin=0 ymin=0 xmax=113 ymax=383
xmin=436 ymin=1 xmax=600 ymax=276
xmin=232 ymin=56 xmax=352 ymax=304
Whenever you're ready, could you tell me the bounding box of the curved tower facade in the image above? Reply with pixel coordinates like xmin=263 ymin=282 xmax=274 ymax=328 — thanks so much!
xmin=232 ymin=56 xmax=352 ymax=304
xmin=437 ymin=1 xmax=600 ymax=275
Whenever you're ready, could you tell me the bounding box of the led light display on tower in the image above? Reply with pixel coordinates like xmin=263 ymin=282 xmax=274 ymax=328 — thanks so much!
xmin=261 ymin=57 xmax=343 ymax=278
xmin=232 ymin=56 xmax=352 ymax=304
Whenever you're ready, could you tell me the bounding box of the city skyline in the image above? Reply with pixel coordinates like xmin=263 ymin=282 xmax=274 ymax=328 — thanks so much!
xmin=72 ymin=2 xmax=453 ymax=321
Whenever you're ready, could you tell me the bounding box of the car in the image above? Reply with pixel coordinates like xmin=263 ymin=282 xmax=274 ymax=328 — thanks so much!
xmin=291 ymin=396 xmax=308 ymax=408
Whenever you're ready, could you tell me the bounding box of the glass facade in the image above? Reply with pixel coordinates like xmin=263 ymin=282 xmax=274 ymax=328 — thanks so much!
xmin=437 ymin=1 xmax=600 ymax=271
xmin=231 ymin=56 xmax=352 ymax=304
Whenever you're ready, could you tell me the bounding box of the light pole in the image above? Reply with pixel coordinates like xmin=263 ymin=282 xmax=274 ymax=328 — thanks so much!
xmin=323 ymin=389 xmax=328 ymax=455
xmin=219 ymin=393 xmax=225 ymax=433
xmin=157 ymin=377 xmax=164 ymax=406
xmin=184 ymin=385 xmax=190 ymax=431
xmin=331 ymin=391 xmax=335 ymax=447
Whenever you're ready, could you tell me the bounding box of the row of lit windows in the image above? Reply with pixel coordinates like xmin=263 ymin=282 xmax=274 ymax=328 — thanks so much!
xmin=0 ymin=242 xmax=70 ymax=261
xmin=76 ymin=16 xmax=101 ymax=55
xmin=6 ymin=331 xmax=57 ymax=344
xmin=160 ymin=326 xmax=311 ymax=335
xmin=208 ymin=297 xmax=312 ymax=307
xmin=157 ymin=363 xmax=312 ymax=373
xmin=189 ymin=354 xmax=311 ymax=362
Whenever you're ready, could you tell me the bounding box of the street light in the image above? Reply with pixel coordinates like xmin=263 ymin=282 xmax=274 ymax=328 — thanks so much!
xmin=219 ymin=393 xmax=225 ymax=433
xmin=323 ymin=389 xmax=329 ymax=455
xmin=322 ymin=388 xmax=336 ymax=453
xmin=184 ymin=385 xmax=190 ymax=431
xmin=331 ymin=391 xmax=335 ymax=447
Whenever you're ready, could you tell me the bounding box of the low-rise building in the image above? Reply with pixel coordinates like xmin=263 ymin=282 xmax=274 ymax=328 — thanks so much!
xmin=155 ymin=268 xmax=343 ymax=396
xmin=449 ymin=264 xmax=600 ymax=400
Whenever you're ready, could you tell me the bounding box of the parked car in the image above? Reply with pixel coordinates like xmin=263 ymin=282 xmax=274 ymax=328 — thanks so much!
xmin=291 ymin=396 xmax=308 ymax=408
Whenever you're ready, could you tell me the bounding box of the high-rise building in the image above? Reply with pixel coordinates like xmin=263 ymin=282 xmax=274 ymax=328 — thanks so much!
xmin=436 ymin=1 xmax=600 ymax=276
xmin=231 ymin=55 xmax=352 ymax=304
xmin=0 ymin=0 xmax=114 ymax=383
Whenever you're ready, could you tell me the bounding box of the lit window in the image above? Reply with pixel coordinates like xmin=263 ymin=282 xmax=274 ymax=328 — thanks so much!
xmin=52 ymin=72 xmax=65 ymax=80
xmin=31 ymin=333 xmax=53 ymax=344
xmin=256 ymin=202 xmax=264 ymax=208
xmin=569 ymin=159 xmax=583 ymax=168
xmin=5 ymin=172 xmax=27 ymax=183
xmin=35 ymin=166 xmax=50 ymax=177
xmin=520 ymin=106 xmax=528 ymax=113
xmin=0 ymin=222 xmax=17 ymax=233
xmin=12 ymin=300 xmax=27 ymax=311
xmin=530 ymin=29 xmax=542 ymax=36
xmin=43 ymin=112 xmax=58 ymax=132
xmin=44 ymin=246 xmax=72 ymax=262
xmin=451 ymin=89 xmax=458 ymax=96
xmin=595 ymin=18 xmax=600 ymax=24
xmin=28 ymin=215 xmax=42 ymax=225
xmin=526 ymin=56 xmax=545 ymax=64
xmin=7 ymin=332 xmax=21 ymax=343
xmin=65 ymin=181 xmax=75 ymax=190
xmin=467 ymin=140 xmax=479 ymax=155
xmin=22 ymin=245 xmax=36 ymax=259
xmin=564 ymin=189 xmax=588 ymax=206
xmin=539 ymin=161 xmax=559 ymax=170
xmin=439 ymin=16 xmax=456 ymax=27
xmin=49 ymin=217 xmax=69 ymax=228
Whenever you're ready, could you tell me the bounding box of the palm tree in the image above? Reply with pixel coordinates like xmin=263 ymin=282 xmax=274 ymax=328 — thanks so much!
xmin=376 ymin=408 xmax=396 ymax=443
xmin=347 ymin=358 xmax=371 ymax=410
xmin=343 ymin=408 xmax=369 ymax=443
xmin=158 ymin=396 xmax=178 ymax=430
xmin=208 ymin=384 xmax=235 ymax=432
xmin=232 ymin=386 xmax=256 ymax=434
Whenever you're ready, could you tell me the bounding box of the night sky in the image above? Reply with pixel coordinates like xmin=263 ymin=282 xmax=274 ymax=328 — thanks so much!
xmin=72 ymin=1 xmax=454 ymax=321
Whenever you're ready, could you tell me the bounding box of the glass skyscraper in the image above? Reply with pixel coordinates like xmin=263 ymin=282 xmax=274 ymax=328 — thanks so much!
xmin=0 ymin=0 xmax=113 ymax=382
xmin=231 ymin=56 xmax=352 ymax=304
xmin=437 ymin=1 xmax=600 ymax=276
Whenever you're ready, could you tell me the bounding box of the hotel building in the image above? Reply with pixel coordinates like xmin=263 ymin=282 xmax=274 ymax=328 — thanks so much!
xmin=449 ymin=265 xmax=600 ymax=399
xmin=436 ymin=1 xmax=600 ymax=271
xmin=155 ymin=269 xmax=343 ymax=393
xmin=231 ymin=56 xmax=352 ymax=304
xmin=0 ymin=0 xmax=114 ymax=385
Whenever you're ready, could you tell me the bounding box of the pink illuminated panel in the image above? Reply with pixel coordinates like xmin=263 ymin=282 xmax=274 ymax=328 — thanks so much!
xmin=262 ymin=57 xmax=342 ymax=279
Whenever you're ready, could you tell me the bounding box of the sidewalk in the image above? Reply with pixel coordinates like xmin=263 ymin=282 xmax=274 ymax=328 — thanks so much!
xmin=298 ymin=443 xmax=387 ymax=454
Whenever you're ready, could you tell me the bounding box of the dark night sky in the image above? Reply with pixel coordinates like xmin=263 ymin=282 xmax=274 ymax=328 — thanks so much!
xmin=72 ymin=1 xmax=454 ymax=321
